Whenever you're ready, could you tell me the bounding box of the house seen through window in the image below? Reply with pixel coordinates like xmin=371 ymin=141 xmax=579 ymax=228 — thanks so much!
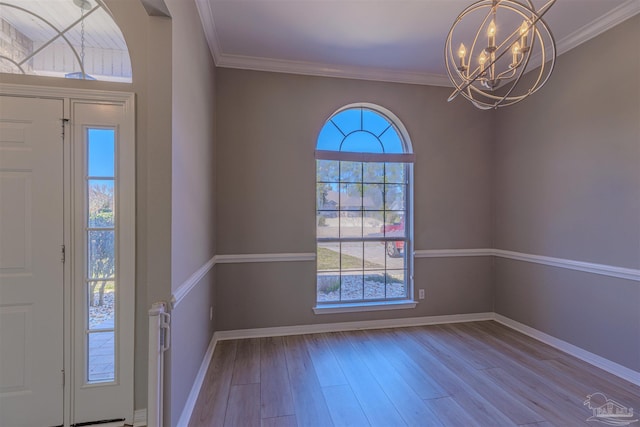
xmin=316 ymin=104 xmax=414 ymax=306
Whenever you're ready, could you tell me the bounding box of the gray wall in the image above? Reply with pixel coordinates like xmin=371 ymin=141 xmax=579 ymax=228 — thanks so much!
xmin=215 ymin=69 xmax=495 ymax=330
xmin=493 ymin=15 xmax=640 ymax=372
xmin=166 ymin=0 xmax=217 ymax=425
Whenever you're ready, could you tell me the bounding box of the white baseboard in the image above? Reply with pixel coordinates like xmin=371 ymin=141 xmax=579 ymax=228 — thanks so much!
xmin=213 ymin=312 xmax=494 ymax=341
xmin=176 ymin=332 xmax=219 ymax=427
xmin=133 ymin=409 xmax=147 ymax=427
xmin=495 ymin=313 xmax=640 ymax=387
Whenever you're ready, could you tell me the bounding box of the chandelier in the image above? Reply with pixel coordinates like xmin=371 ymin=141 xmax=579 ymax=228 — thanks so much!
xmin=445 ymin=0 xmax=557 ymax=109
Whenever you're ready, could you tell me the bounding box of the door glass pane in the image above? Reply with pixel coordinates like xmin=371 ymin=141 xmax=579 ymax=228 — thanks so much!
xmin=88 ymin=332 xmax=115 ymax=382
xmin=88 ymin=129 xmax=115 ymax=177
xmin=88 ymin=281 xmax=115 ymax=329
xmin=88 ymin=230 xmax=115 ymax=280
xmin=88 ymin=180 xmax=115 ymax=228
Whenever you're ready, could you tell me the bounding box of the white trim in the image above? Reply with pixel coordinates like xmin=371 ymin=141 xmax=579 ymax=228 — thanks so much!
xmin=313 ymin=300 xmax=417 ymax=314
xmin=414 ymin=248 xmax=494 ymax=258
xmin=213 ymin=312 xmax=494 ymax=341
xmin=215 ymin=252 xmax=316 ymax=264
xmin=555 ymin=0 xmax=640 ymax=58
xmin=493 ymin=249 xmax=640 ymax=282
xmin=495 ymin=314 xmax=640 ymax=387
xmin=176 ymin=333 xmax=219 ymax=427
xmin=215 ymin=53 xmax=453 ymax=87
xmin=171 ymin=256 xmax=217 ymax=308
xmin=133 ymin=409 xmax=147 ymax=427
xmin=0 ymin=83 xmax=135 ymax=102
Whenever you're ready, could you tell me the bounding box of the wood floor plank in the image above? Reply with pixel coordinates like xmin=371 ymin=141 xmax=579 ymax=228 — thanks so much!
xmin=362 ymin=329 xmax=449 ymax=400
xmin=189 ymin=322 xmax=637 ymax=427
xmin=232 ymin=338 xmax=260 ymax=385
xmin=260 ymin=336 xmax=295 ymax=419
xmin=460 ymin=325 xmax=640 ymax=418
xmin=224 ymin=384 xmax=261 ymax=427
xmin=347 ymin=330 xmax=445 ymax=426
xmin=322 ymin=384 xmax=371 ymax=427
xmin=327 ymin=332 xmax=407 ymax=427
xmin=303 ymin=333 xmax=348 ymax=388
xmin=188 ymin=340 xmax=238 ymax=427
xmin=481 ymin=366 xmax=593 ymax=426
xmin=389 ymin=328 xmax=517 ymax=427
xmin=283 ymin=335 xmax=334 ymax=427
xmin=406 ymin=326 xmax=545 ymax=426
xmin=422 ymin=396 xmax=483 ymax=427
xmin=261 ymin=415 xmax=297 ymax=427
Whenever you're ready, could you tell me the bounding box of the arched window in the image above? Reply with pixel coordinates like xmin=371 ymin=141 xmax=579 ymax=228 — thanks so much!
xmin=0 ymin=1 xmax=132 ymax=82
xmin=316 ymin=104 xmax=415 ymax=309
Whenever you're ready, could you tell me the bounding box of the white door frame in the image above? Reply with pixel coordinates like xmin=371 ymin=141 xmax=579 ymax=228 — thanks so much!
xmin=0 ymin=83 xmax=135 ymax=427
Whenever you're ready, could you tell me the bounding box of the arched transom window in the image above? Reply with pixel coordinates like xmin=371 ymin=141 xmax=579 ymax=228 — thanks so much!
xmin=316 ymin=104 xmax=414 ymax=309
xmin=0 ymin=0 xmax=132 ymax=82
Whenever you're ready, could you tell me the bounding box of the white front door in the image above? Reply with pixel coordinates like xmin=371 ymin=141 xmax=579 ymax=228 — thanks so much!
xmin=0 ymin=96 xmax=64 ymax=427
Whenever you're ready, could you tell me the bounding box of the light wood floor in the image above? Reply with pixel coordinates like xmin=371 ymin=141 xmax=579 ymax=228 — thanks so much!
xmin=188 ymin=321 xmax=639 ymax=427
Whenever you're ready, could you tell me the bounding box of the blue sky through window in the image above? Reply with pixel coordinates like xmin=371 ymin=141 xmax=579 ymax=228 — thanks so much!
xmin=317 ymin=108 xmax=405 ymax=154
xmin=88 ymin=129 xmax=115 ymax=177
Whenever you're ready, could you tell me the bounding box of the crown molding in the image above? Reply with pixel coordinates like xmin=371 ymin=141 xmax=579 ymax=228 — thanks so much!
xmin=554 ymin=0 xmax=640 ymax=57
xmin=215 ymin=53 xmax=453 ymax=87
xmin=196 ymin=0 xmax=640 ymax=87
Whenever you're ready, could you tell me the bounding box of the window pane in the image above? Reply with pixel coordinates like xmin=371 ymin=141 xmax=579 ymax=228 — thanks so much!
xmin=88 ymin=230 xmax=115 ymax=279
xmin=88 ymin=331 xmax=115 ymax=382
xmin=380 ymin=127 xmax=404 ymax=153
xmin=364 ymin=242 xmax=385 ymax=271
xmin=317 ymin=183 xmax=338 ymax=210
xmin=88 ymin=281 xmax=115 ymax=329
xmin=340 ymin=213 xmax=362 ymax=238
xmin=88 ymin=129 xmax=115 ymax=177
xmin=385 ymin=163 xmax=405 ymax=184
xmin=386 ymin=241 xmax=407 ymax=268
xmin=317 ymin=160 xmax=339 ymax=182
xmin=363 ymin=211 xmax=384 ymax=238
xmin=317 ymin=242 xmax=340 ymax=271
xmin=363 ymin=162 xmax=385 ymax=183
xmin=364 ymin=271 xmax=387 ymax=299
xmin=383 ymin=212 xmax=405 ymax=238
xmin=363 ymin=110 xmax=391 ymax=136
xmin=386 ymin=270 xmax=407 ymax=298
xmin=316 ymin=123 xmax=344 ymax=151
xmin=363 ymin=184 xmax=384 ymax=211
xmin=317 ymin=273 xmax=340 ymax=302
xmin=340 ymin=242 xmax=363 ymax=271
xmin=385 ymin=184 xmax=406 ymax=210
xmin=88 ymin=180 xmax=115 ymax=228
xmin=339 ymin=183 xmax=361 ymax=210
xmin=317 ymin=211 xmax=339 ymax=238
xmin=340 ymin=161 xmax=362 ymax=182
xmin=331 ymin=109 xmax=361 ymax=135
xmin=341 ymin=131 xmax=383 ymax=153
xmin=341 ymin=272 xmax=363 ymax=301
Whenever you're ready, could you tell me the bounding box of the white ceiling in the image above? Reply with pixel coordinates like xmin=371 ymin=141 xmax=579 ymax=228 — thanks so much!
xmin=195 ymin=0 xmax=640 ymax=86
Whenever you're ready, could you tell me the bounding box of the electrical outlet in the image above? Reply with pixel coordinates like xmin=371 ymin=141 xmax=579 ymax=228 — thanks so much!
xmin=418 ymin=289 xmax=425 ymax=300
xmin=209 ymin=306 xmax=213 ymax=321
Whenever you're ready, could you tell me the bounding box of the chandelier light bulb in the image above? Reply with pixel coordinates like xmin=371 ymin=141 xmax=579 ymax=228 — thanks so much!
xmin=487 ymin=19 xmax=497 ymax=48
xmin=520 ymin=20 xmax=530 ymax=49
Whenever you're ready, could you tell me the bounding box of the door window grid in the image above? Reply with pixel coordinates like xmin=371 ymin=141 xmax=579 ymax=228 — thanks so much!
xmin=85 ymin=128 xmax=116 ymax=383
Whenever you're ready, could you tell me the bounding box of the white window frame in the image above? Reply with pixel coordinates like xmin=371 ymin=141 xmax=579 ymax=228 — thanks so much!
xmin=314 ymin=103 xmax=416 ymax=314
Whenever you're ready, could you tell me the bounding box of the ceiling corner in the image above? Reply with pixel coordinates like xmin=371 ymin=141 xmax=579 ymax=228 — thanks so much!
xmin=194 ymin=0 xmax=221 ymax=66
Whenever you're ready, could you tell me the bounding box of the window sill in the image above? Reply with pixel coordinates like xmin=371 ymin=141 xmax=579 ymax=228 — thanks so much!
xmin=313 ymin=300 xmax=417 ymax=315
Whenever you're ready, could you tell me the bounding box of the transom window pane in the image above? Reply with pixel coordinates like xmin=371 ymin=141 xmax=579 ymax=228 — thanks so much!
xmin=0 ymin=1 xmax=132 ymax=82
xmin=316 ymin=105 xmax=413 ymax=306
